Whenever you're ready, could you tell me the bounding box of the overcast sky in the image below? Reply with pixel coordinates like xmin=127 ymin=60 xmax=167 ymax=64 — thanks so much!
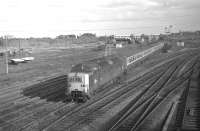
xmin=0 ymin=0 xmax=200 ymax=37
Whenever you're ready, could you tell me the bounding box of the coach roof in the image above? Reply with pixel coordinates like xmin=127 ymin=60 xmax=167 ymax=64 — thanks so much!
xmin=70 ymin=55 xmax=123 ymax=73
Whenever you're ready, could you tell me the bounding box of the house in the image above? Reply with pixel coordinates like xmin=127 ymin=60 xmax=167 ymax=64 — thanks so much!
xmin=177 ymin=41 xmax=184 ymax=47
xmin=115 ymin=43 xmax=123 ymax=48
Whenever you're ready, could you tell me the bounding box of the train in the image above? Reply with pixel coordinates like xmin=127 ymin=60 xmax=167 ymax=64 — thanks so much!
xmin=66 ymin=43 xmax=164 ymax=102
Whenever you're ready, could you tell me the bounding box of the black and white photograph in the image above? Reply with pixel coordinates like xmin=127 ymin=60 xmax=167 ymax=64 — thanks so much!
xmin=0 ymin=0 xmax=200 ymax=131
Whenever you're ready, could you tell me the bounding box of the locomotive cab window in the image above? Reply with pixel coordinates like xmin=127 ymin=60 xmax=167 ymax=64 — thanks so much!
xmin=69 ymin=76 xmax=82 ymax=82
xmin=81 ymin=84 xmax=85 ymax=87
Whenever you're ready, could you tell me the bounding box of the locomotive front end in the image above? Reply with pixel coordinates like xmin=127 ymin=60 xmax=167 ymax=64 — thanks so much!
xmin=67 ymin=72 xmax=89 ymax=102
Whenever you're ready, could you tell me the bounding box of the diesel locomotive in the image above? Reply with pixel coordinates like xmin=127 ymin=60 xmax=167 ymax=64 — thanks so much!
xmin=66 ymin=55 xmax=125 ymax=102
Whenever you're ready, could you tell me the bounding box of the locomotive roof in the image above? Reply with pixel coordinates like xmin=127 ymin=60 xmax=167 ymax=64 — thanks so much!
xmin=70 ymin=55 xmax=123 ymax=73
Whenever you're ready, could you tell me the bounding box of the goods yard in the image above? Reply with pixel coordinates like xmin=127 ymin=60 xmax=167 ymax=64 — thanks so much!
xmin=0 ymin=37 xmax=200 ymax=131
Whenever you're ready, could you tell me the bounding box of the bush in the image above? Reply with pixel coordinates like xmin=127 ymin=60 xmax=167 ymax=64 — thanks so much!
xmin=161 ymin=43 xmax=172 ymax=53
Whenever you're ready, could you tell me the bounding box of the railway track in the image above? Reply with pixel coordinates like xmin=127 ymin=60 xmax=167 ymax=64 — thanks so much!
xmin=173 ymin=57 xmax=200 ymax=131
xmin=0 ymin=75 xmax=69 ymax=131
xmin=41 ymin=51 xmax=199 ymax=131
xmin=107 ymin=55 xmax=199 ymax=131
xmin=0 ymin=48 xmax=200 ymax=131
xmin=0 ymin=75 xmax=67 ymax=109
xmin=108 ymin=74 xmax=189 ymax=130
xmin=24 ymin=63 xmax=168 ymax=131
xmin=41 ymin=51 xmax=198 ymax=131
xmin=19 ymin=46 xmax=183 ymax=131
xmin=108 ymin=55 xmax=199 ymax=131
xmin=24 ymin=59 xmax=173 ymax=131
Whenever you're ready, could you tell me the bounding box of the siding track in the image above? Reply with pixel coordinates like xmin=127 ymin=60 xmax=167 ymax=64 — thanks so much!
xmin=0 ymin=48 xmax=200 ymax=131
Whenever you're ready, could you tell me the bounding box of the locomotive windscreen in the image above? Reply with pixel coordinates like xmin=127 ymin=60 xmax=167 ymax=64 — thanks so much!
xmin=69 ymin=76 xmax=82 ymax=82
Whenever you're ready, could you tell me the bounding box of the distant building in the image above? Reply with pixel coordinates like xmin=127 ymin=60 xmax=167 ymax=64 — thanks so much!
xmin=56 ymin=34 xmax=77 ymax=39
xmin=114 ymin=35 xmax=134 ymax=44
xmin=177 ymin=41 xmax=184 ymax=47
xmin=76 ymin=33 xmax=98 ymax=43
xmin=179 ymin=31 xmax=197 ymax=36
xmin=79 ymin=33 xmax=96 ymax=38
xmin=115 ymin=43 xmax=123 ymax=48
xmin=115 ymin=38 xmax=131 ymax=44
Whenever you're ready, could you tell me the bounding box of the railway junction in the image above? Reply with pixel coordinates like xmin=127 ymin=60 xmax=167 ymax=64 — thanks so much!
xmin=0 ymin=36 xmax=200 ymax=131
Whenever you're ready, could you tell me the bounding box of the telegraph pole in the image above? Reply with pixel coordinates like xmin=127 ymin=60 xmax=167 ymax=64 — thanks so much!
xmin=19 ymin=39 xmax=21 ymax=57
xmin=4 ymin=36 xmax=8 ymax=74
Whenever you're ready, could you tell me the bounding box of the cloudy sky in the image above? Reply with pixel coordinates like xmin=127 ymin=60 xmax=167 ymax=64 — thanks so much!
xmin=0 ymin=0 xmax=200 ymax=37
